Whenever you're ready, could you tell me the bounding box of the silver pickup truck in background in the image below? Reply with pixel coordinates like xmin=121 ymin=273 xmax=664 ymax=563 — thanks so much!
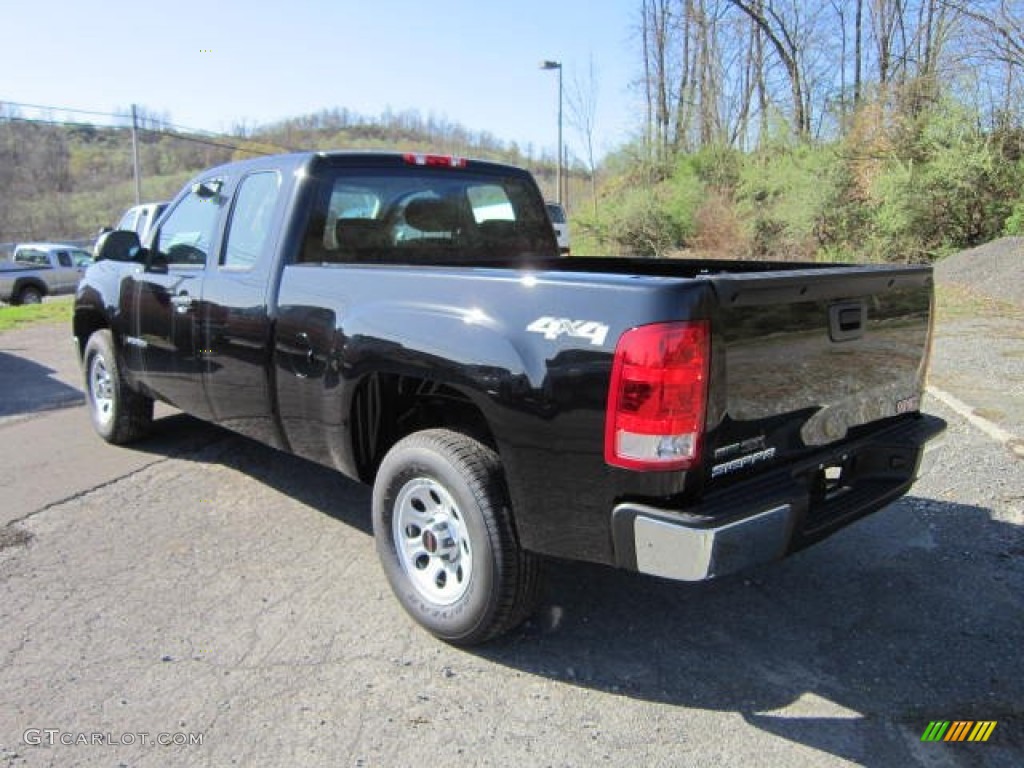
xmin=0 ymin=242 xmax=93 ymax=305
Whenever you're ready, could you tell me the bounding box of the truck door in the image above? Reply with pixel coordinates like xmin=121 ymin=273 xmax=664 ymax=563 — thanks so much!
xmin=53 ymin=250 xmax=77 ymax=292
xmin=198 ymin=170 xmax=285 ymax=447
xmin=129 ymin=179 xmax=224 ymax=419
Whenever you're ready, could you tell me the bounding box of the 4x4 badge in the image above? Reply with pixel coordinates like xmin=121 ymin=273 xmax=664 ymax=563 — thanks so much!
xmin=526 ymin=316 xmax=610 ymax=346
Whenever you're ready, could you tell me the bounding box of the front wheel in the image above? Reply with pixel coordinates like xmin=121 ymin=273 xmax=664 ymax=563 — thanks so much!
xmin=84 ymin=330 xmax=153 ymax=444
xmin=372 ymin=429 xmax=542 ymax=645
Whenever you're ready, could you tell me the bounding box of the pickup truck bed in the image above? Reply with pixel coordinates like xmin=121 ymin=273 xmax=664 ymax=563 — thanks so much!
xmin=74 ymin=151 xmax=945 ymax=644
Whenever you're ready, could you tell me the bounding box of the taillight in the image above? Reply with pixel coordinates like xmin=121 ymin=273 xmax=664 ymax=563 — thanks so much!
xmin=605 ymin=321 xmax=710 ymax=471
xmin=402 ymin=153 xmax=467 ymax=168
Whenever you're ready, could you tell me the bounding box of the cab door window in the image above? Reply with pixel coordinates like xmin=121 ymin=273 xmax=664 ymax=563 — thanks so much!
xmin=222 ymin=172 xmax=282 ymax=269
xmin=155 ymin=181 xmax=224 ymax=267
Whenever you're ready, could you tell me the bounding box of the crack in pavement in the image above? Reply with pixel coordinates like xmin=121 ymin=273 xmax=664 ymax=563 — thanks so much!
xmin=2 ymin=432 xmax=237 ymax=535
xmin=3 ymin=457 xmax=170 ymax=530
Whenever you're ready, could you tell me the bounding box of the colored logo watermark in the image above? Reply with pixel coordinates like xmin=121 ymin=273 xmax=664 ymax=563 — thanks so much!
xmin=921 ymin=721 xmax=997 ymax=742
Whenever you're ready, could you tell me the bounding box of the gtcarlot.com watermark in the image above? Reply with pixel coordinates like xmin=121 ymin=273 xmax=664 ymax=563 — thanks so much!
xmin=23 ymin=729 xmax=204 ymax=747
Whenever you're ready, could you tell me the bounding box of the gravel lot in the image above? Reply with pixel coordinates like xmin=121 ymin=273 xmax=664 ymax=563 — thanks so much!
xmin=0 ymin=249 xmax=1021 ymax=767
xmin=931 ymin=238 xmax=1024 ymax=443
xmin=935 ymin=237 xmax=1024 ymax=308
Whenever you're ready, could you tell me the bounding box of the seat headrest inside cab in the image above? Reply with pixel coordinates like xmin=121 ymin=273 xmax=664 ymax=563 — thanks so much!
xmin=404 ymin=199 xmax=459 ymax=232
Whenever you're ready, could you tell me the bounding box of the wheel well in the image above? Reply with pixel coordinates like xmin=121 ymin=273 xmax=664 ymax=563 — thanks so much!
xmin=73 ymin=309 xmax=109 ymax=360
xmin=351 ymin=372 xmax=497 ymax=483
xmin=15 ymin=279 xmax=46 ymax=297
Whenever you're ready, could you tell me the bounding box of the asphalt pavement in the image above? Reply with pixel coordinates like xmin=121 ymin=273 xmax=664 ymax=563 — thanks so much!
xmin=0 ymin=313 xmax=1021 ymax=767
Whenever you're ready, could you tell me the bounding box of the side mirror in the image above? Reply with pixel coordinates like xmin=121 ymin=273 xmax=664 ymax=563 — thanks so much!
xmin=94 ymin=230 xmax=142 ymax=263
xmin=147 ymin=252 xmax=169 ymax=274
xmin=192 ymin=180 xmax=222 ymax=200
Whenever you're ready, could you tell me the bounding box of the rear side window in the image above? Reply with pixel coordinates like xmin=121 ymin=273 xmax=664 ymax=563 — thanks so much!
xmin=56 ymin=251 xmax=72 ymax=267
xmin=118 ymin=208 xmax=139 ymax=232
xmin=222 ymin=172 xmax=282 ymax=269
xmin=136 ymin=208 xmax=150 ymax=236
xmin=468 ymin=185 xmax=515 ymax=223
xmin=15 ymin=249 xmax=48 ymax=266
xmin=546 ymin=203 xmax=566 ymax=224
xmin=300 ymin=168 xmax=556 ymax=264
xmin=155 ymin=181 xmax=224 ymax=267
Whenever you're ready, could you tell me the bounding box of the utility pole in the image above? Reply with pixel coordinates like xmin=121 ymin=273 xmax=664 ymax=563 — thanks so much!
xmin=130 ymin=104 xmax=142 ymax=205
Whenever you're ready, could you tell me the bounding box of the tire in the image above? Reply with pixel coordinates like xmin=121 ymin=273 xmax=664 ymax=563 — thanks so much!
xmin=372 ymin=429 xmax=542 ymax=645
xmin=16 ymin=285 xmax=43 ymax=305
xmin=83 ymin=330 xmax=153 ymax=444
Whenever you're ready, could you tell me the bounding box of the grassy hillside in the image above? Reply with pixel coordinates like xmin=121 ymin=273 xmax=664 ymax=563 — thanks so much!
xmin=0 ymin=109 xmax=559 ymax=243
xmin=0 ymin=120 xmax=235 ymax=242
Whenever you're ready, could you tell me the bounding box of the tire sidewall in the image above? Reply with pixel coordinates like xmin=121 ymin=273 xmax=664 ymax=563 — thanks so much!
xmin=373 ymin=440 xmax=498 ymax=642
xmin=84 ymin=332 xmax=118 ymax=442
xmin=19 ymin=286 xmax=42 ymax=305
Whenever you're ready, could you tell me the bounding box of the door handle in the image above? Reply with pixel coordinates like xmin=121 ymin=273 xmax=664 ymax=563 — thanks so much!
xmin=171 ymin=293 xmax=194 ymax=314
xmin=828 ymin=301 xmax=866 ymax=342
xmin=295 ymin=332 xmax=315 ymax=364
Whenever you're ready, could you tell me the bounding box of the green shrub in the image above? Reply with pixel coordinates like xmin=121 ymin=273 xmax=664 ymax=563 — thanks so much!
xmin=1005 ymin=200 xmax=1024 ymax=236
xmin=684 ymin=144 xmax=742 ymax=190
xmin=598 ymin=185 xmax=692 ymax=257
xmin=736 ymin=143 xmax=841 ymax=260
xmin=866 ymin=101 xmax=1022 ymax=260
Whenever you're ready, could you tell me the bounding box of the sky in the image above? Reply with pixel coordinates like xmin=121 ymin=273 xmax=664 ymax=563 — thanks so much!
xmin=2 ymin=0 xmax=643 ymax=160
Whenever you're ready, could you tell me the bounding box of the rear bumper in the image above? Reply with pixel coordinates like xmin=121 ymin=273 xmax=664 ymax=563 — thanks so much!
xmin=611 ymin=413 xmax=946 ymax=581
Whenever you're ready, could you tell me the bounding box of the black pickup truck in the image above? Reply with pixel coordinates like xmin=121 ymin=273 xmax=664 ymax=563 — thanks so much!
xmin=74 ymin=151 xmax=945 ymax=644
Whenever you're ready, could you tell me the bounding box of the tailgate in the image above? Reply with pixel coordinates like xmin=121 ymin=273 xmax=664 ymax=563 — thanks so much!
xmin=706 ymin=266 xmax=933 ymax=481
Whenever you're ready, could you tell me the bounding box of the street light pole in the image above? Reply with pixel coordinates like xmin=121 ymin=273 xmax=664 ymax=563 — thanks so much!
xmin=540 ymin=60 xmax=563 ymax=206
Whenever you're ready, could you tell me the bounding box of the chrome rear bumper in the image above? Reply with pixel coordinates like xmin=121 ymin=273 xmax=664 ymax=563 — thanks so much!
xmin=611 ymin=413 xmax=946 ymax=581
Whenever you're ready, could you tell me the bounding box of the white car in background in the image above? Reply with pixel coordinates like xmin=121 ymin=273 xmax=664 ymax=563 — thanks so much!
xmin=114 ymin=201 xmax=170 ymax=244
xmin=546 ymin=202 xmax=571 ymax=255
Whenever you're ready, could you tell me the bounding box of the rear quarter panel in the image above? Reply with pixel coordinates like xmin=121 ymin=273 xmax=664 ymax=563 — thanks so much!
xmin=273 ymin=263 xmax=716 ymax=562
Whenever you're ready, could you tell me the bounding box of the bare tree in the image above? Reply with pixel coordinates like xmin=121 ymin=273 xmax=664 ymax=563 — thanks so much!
xmin=646 ymin=0 xmax=675 ymax=158
xmin=732 ymin=5 xmax=762 ymax=147
xmin=642 ymin=0 xmax=653 ymax=149
xmin=942 ymin=0 xmax=1024 ymax=69
xmin=726 ymin=0 xmax=811 ymax=136
xmin=673 ymin=0 xmax=696 ymax=150
xmin=855 ymin=0 xmax=865 ymax=104
xmin=567 ymin=58 xmax=601 ymax=218
xmin=629 ymin=0 xmax=1023 ymax=150
xmin=696 ymin=0 xmax=725 ymax=146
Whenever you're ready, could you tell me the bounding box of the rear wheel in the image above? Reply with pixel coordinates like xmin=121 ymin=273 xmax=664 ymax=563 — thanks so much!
xmin=84 ymin=330 xmax=153 ymax=444
xmin=16 ymin=285 xmax=42 ymax=305
xmin=372 ymin=429 xmax=542 ymax=645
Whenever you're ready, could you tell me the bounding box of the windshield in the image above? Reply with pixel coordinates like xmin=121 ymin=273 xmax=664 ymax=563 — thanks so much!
xmin=300 ymin=167 xmax=558 ymax=264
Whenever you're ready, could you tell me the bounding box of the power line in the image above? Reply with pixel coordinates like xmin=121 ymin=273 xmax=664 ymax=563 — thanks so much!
xmin=145 ymin=127 xmax=287 ymax=155
xmin=1 ymin=98 xmax=299 ymax=153
xmin=2 ymin=114 xmax=296 ymax=155
xmin=0 ymin=99 xmax=129 ymax=120
xmin=1 ymin=98 xmax=242 ymax=136
xmin=5 ymin=116 xmax=114 ymax=131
